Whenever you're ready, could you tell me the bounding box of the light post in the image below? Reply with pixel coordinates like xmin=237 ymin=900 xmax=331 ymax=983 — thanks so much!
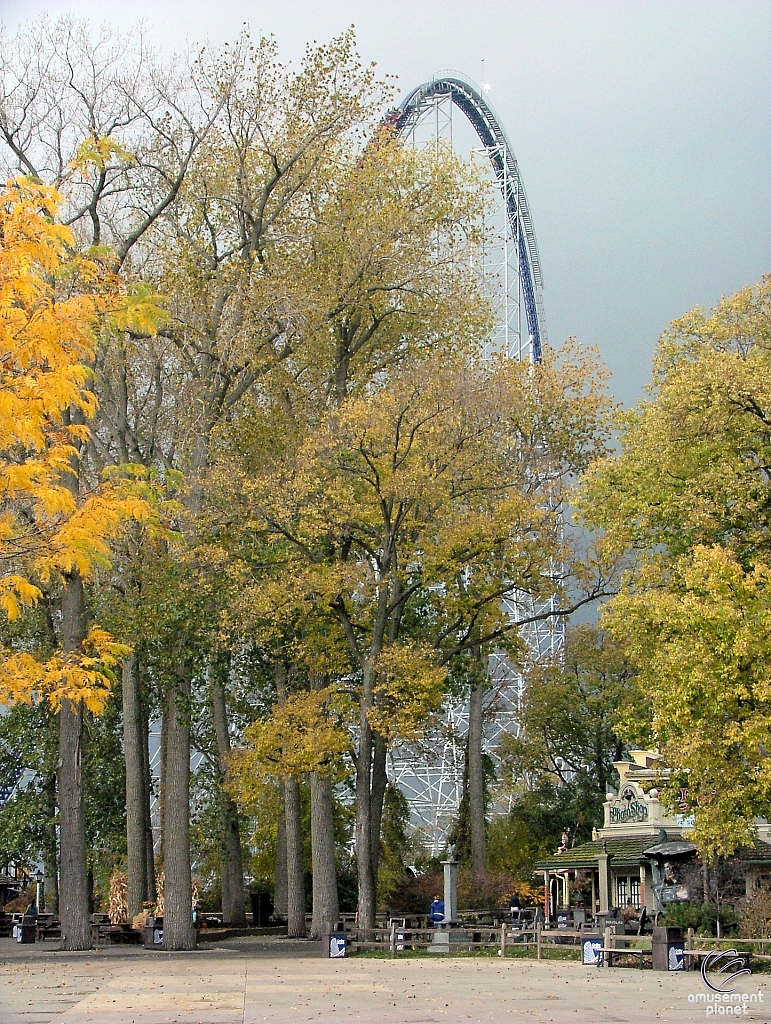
xmin=34 ymin=869 xmax=43 ymax=911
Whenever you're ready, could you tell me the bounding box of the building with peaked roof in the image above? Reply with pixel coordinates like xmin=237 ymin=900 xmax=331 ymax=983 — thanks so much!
xmin=534 ymin=751 xmax=771 ymax=922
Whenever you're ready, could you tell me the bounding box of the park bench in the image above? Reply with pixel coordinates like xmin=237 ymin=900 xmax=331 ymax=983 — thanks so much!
xmin=36 ymin=914 xmax=60 ymax=940
xmin=596 ymin=944 xmax=651 ymax=969
xmin=593 ymin=929 xmax=652 ymax=969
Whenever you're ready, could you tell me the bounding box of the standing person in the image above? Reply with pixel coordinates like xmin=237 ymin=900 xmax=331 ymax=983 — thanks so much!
xmin=429 ymin=895 xmax=445 ymax=926
xmin=509 ymin=892 xmax=522 ymax=922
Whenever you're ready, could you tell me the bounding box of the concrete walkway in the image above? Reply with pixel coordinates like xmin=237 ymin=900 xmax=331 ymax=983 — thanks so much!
xmin=0 ymin=936 xmax=768 ymax=1023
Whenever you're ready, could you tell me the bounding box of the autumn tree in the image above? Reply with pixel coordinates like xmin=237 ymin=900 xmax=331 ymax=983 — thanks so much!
xmin=0 ymin=16 xmax=235 ymax=947
xmin=579 ymin=275 xmax=771 ymax=857
xmin=220 ymin=337 xmax=613 ymax=928
xmin=127 ymin=31 xmax=396 ymax=947
xmin=228 ymin=676 xmax=352 ymax=937
xmin=422 ymin=340 xmax=617 ymax=881
xmin=0 ymin=177 xmax=162 ymax=947
xmin=0 ymin=18 xmax=618 ymax=940
xmin=205 ymin=120 xmax=493 ymax=931
xmin=1 ymin=17 xmax=395 ymax=948
xmin=492 ymin=625 xmax=637 ymax=871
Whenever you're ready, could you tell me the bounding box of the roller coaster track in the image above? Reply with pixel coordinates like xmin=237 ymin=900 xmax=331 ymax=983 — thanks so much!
xmin=386 ymin=73 xmax=559 ymax=850
xmin=387 ymin=72 xmax=546 ymax=362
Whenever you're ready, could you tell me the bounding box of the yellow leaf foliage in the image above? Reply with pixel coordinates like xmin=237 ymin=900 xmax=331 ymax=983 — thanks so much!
xmin=0 ymin=625 xmax=129 ymax=714
xmin=214 ymin=339 xmax=611 ymax=780
xmin=605 ymin=545 xmax=771 ymax=857
xmin=579 ymin=276 xmax=771 ymax=855
xmin=0 ymin=178 xmax=159 ymax=707
xmin=369 ymin=643 xmax=446 ymax=743
xmin=229 ymin=687 xmax=352 ymax=783
xmin=71 ymin=134 xmax=135 ymax=174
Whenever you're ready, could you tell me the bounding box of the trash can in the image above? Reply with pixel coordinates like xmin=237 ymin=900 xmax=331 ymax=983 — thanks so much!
xmin=143 ymin=916 xmax=164 ymax=949
xmin=16 ymin=916 xmax=36 ymax=944
xmin=250 ymin=891 xmax=273 ymax=927
xmin=581 ymin=934 xmax=602 ymax=965
xmin=326 ymin=931 xmax=347 ymax=958
xmin=652 ymin=926 xmax=684 ymax=971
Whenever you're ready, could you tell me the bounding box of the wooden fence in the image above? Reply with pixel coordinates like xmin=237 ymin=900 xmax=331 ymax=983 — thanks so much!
xmin=347 ymin=922 xmax=771 ymax=963
xmin=347 ymin=923 xmax=585 ymax=958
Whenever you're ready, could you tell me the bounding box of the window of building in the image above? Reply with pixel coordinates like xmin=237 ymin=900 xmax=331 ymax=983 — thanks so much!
xmin=616 ymin=877 xmax=628 ymax=905
xmin=630 ymin=878 xmax=641 ymax=907
xmin=615 ymin=876 xmax=642 ymax=908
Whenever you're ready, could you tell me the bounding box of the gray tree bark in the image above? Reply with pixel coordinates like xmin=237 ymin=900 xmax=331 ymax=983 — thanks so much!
xmin=284 ymin=777 xmax=306 ymax=937
xmin=273 ymin=810 xmax=288 ymax=920
xmin=369 ymin=732 xmax=388 ymax=886
xmin=355 ymin=670 xmax=376 ymax=929
xmin=161 ymin=665 xmax=195 ymax=949
xmin=310 ymin=772 xmax=339 ymax=938
xmin=158 ymin=708 xmax=168 ymax=869
xmin=210 ymin=666 xmax=246 ymax=924
xmin=141 ymin=693 xmax=156 ymax=902
xmin=58 ymin=571 xmax=91 ymax=950
xmin=467 ymin=649 xmax=486 ymax=879
xmin=342 ymin=578 xmax=392 ymax=929
xmin=123 ymin=654 xmax=148 ymax=918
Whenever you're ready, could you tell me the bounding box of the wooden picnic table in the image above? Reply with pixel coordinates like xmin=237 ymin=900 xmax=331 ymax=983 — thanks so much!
xmin=91 ymin=921 xmax=142 ymax=945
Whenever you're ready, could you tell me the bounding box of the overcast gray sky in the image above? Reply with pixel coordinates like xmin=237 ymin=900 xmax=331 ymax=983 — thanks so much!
xmin=2 ymin=0 xmax=769 ymax=407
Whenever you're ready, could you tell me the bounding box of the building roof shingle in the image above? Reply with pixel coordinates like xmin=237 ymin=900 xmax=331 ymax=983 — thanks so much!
xmin=535 ymin=835 xmax=666 ymax=872
xmin=535 ymin=836 xmax=771 ymax=872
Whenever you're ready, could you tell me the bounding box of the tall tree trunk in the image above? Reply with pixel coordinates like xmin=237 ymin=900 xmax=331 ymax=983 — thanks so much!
xmin=141 ymin=693 xmax=156 ymax=902
xmin=369 ymin=732 xmax=388 ymax=885
xmin=468 ymin=649 xmax=487 ymax=879
xmin=218 ymin=823 xmax=233 ymax=924
xmin=158 ymin=705 xmax=168 ymax=869
xmin=273 ymin=809 xmax=288 ymax=921
xmin=310 ymin=772 xmax=339 ymax=938
xmin=40 ymin=607 xmax=60 ymax=915
xmin=351 ymin=581 xmax=391 ymax=931
xmin=123 ymin=654 xmax=148 ymax=918
xmin=355 ymin=664 xmax=376 ymax=929
xmin=284 ymin=777 xmax=306 ymax=937
xmin=58 ymin=571 xmax=91 ymax=950
xmin=42 ymin=774 xmax=58 ymax=914
xmin=161 ymin=665 xmax=195 ymax=950
xmin=210 ymin=665 xmax=246 ymax=925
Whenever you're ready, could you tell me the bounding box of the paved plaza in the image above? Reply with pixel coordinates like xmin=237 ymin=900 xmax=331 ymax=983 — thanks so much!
xmin=0 ymin=936 xmax=769 ymax=1024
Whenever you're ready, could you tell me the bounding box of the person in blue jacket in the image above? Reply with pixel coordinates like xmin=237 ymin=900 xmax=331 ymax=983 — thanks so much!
xmin=429 ymin=895 xmax=445 ymax=925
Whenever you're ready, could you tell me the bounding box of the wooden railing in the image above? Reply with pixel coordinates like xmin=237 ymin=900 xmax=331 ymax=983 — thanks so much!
xmin=686 ymin=930 xmax=771 ymax=962
xmin=347 ymin=922 xmax=588 ymax=958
